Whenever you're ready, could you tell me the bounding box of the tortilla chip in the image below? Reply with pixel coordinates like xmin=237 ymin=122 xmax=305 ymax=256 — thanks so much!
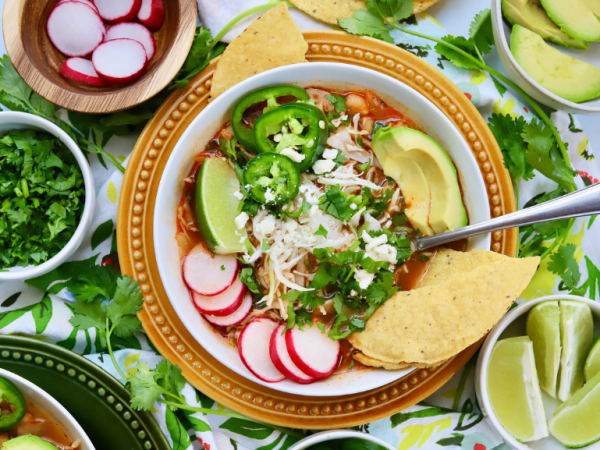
xmin=420 ymin=248 xmax=507 ymax=288
xmin=348 ymin=255 xmax=540 ymax=365
xmin=210 ymin=4 xmax=308 ymax=99
xmin=354 ymin=352 xmax=448 ymax=369
xmin=290 ymin=0 xmax=443 ymax=25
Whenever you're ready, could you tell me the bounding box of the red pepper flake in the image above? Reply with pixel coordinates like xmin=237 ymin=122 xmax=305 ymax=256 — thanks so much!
xmin=464 ymin=92 xmax=472 ymax=100
xmin=474 ymin=444 xmax=486 ymax=450
xmin=523 ymin=107 xmax=529 ymax=113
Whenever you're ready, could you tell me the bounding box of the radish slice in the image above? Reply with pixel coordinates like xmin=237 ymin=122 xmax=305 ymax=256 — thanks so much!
xmin=181 ymin=243 xmax=238 ymax=296
xmin=286 ymin=326 xmax=341 ymax=379
xmin=239 ymin=318 xmax=285 ymax=383
xmin=192 ymin=277 xmax=245 ymax=317
xmin=203 ymin=294 xmax=252 ymax=327
xmin=58 ymin=0 xmax=99 ymax=13
xmin=47 ymin=2 xmax=105 ymax=57
xmin=138 ymin=0 xmax=164 ymax=31
xmin=94 ymin=0 xmax=141 ymax=23
xmin=105 ymin=22 xmax=155 ymax=60
xmin=60 ymin=58 xmax=106 ymax=87
xmin=92 ymin=38 xmax=148 ymax=86
xmin=270 ymin=324 xmax=315 ymax=384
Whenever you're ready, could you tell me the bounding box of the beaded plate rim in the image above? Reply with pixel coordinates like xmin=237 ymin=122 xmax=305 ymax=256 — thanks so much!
xmin=117 ymin=31 xmax=516 ymax=429
xmin=0 ymin=335 xmax=170 ymax=450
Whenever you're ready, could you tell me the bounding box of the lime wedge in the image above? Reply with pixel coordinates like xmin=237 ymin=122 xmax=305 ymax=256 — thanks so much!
xmin=549 ymin=370 xmax=600 ymax=448
xmin=527 ymin=301 xmax=561 ymax=397
xmin=558 ymin=301 xmax=593 ymax=402
xmin=584 ymin=335 xmax=600 ymax=382
xmin=195 ymin=157 xmax=247 ymax=254
xmin=488 ymin=336 xmax=548 ymax=442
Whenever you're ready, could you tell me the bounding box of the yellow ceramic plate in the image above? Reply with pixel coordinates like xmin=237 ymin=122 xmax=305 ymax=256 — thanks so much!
xmin=117 ymin=31 xmax=516 ymax=429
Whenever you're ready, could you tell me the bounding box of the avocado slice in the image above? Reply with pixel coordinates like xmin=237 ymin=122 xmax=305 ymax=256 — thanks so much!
xmin=511 ymin=25 xmax=600 ymax=103
xmin=371 ymin=127 xmax=467 ymax=236
xmin=502 ymin=0 xmax=588 ymax=49
xmin=540 ymin=0 xmax=600 ymax=42
xmin=582 ymin=0 xmax=600 ymax=18
xmin=2 ymin=435 xmax=59 ymax=449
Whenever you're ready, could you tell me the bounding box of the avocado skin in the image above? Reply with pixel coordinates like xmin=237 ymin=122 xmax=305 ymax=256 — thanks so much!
xmin=540 ymin=0 xmax=600 ymax=42
xmin=511 ymin=25 xmax=600 ymax=103
xmin=502 ymin=0 xmax=588 ymax=49
xmin=371 ymin=127 xmax=467 ymax=236
xmin=1 ymin=435 xmax=59 ymax=449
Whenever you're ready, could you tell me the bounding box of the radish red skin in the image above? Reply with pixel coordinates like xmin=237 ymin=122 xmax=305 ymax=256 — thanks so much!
xmin=94 ymin=0 xmax=142 ymax=23
xmin=92 ymin=39 xmax=148 ymax=86
xmin=192 ymin=277 xmax=246 ymax=317
xmin=270 ymin=324 xmax=315 ymax=384
xmin=285 ymin=326 xmax=341 ymax=379
xmin=181 ymin=243 xmax=238 ymax=296
xmin=60 ymin=58 xmax=107 ymax=87
xmin=138 ymin=0 xmax=164 ymax=31
xmin=239 ymin=318 xmax=286 ymax=383
xmin=47 ymin=2 xmax=105 ymax=57
xmin=203 ymin=294 xmax=252 ymax=327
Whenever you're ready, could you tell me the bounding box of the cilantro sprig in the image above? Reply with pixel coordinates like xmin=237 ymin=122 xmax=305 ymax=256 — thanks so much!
xmin=53 ymin=259 xmax=301 ymax=438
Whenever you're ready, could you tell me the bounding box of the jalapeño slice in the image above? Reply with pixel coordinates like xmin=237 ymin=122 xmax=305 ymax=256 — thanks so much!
xmin=243 ymin=153 xmax=300 ymax=206
xmin=253 ymin=103 xmax=328 ymax=172
xmin=232 ymin=85 xmax=310 ymax=152
xmin=0 ymin=376 xmax=26 ymax=431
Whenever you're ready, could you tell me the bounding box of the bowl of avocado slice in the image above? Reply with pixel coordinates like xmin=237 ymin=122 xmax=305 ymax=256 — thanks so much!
xmin=492 ymin=0 xmax=600 ymax=114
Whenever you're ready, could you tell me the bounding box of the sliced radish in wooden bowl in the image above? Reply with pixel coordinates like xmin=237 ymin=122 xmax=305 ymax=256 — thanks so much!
xmin=270 ymin=324 xmax=315 ymax=384
xmin=58 ymin=0 xmax=99 ymax=13
xmin=105 ymin=22 xmax=155 ymax=60
xmin=286 ymin=325 xmax=341 ymax=379
xmin=94 ymin=0 xmax=141 ymax=23
xmin=239 ymin=318 xmax=285 ymax=383
xmin=181 ymin=243 xmax=238 ymax=296
xmin=60 ymin=58 xmax=106 ymax=87
xmin=92 ymin=38 xmax=147 ymax=86
xmin=203 ymin=294 xmax=252 ymax=327
xmin=138 ymin=0 xmax=165 ymax=31
xmin=192 ymin=277 xmax=245 ymax=317
xmin=47 ymin=1 xmax=105 ymax=57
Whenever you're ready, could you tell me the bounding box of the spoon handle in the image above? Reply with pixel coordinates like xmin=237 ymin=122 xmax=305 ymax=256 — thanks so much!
xmin=415 ymin=182 xmax=600 ymax=252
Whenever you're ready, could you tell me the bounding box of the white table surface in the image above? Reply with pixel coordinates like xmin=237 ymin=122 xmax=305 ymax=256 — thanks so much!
xmin=0 ymin=0 xmax=596 ymax=170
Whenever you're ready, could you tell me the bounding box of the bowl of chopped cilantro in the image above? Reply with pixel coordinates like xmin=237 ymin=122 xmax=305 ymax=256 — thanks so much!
xmin=0 ymin=112 xmax=94 ymax=280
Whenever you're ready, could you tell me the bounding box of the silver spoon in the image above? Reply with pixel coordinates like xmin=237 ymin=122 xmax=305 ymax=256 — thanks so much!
xmin=415 ymin=182 xmax=600 ymax=252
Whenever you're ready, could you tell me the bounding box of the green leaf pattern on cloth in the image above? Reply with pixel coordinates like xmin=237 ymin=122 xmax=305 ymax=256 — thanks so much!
xmin=0 ymin=9 xmax=599 ymax=450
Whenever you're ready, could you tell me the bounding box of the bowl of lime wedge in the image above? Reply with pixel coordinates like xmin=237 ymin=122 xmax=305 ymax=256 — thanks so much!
xmin=476 ymin=295 xmax=600 ymax=450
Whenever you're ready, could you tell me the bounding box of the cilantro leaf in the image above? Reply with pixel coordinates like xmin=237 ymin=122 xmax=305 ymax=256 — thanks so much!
xmin=130 ymin=362 xmax=162 ymax=411
xmin=156 ymin=359 xmax=186 ymax=399
xmin=107 ymin=276 xmax=143 ymax=338
xmin=522 ymin=119 xmax=576 ymax=190
xmin=318 ymin=186 xmax=355 ymax=222
xmin=365 ymin=0 xmax=413 ymax=22
xmin=548 ymin=244 xmax=581 ymax=290
xmin=363 ymin=270 xmax=399 ymax=305
xmin=356 ymin=160 xmax=371 ymax=172
xmin=325 ymin=94 xmax=348 ymax=112
xmin=239 ymin=267 xmax=261 ymax=294
xmin=488 ymin=114 xmax=534 ymax=181
xmin=219 ymin=137 xmax=238 ymax=161
xmin=469 ymin=9 xmax=494 ymax=55
xmin=315 ymin=225 xmax=328 ymax=237
xmin=338 ymin=9 xmax=394 ymax=44
xmin=434 ymin=36 xmax=481 ymax=70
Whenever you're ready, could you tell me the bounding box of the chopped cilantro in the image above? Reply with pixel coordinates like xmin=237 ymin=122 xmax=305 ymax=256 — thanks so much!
xmin=317 ymin=322 xmax=326 ymax=333
xmin=356 ymin=160 xmax=371 ymax=172
xmin=261 ymin=239 xmax=271 ymax=251
xmin=219 ymin=137 xmax=238 ymax=161
xmin=326 ymin=94 xmax=347 ymax=112
xmin=370 ymin=121 xmax=387 ymax=140
xmin=239 ymin=267 xmax=261 ymax=294
xmin=220 ymin=265 xmax=225 ymax=271
xmin=315 ymin=224 xmax=328 ymax=237
xmin=0 ymin=129 xmax=85 ymax=269
xmin=334 ymin=150 xmax=349 ymax=166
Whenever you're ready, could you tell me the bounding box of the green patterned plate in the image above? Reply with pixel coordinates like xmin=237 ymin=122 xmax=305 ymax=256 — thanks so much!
xmin=0 ymin=335 xmax=170 ymax=450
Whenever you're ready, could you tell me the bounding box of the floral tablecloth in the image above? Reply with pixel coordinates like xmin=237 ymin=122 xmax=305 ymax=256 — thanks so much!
xmin=1 ymin=2 xmax=599 ymax=450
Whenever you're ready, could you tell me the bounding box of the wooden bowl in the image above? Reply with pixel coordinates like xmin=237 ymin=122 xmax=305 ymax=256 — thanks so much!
xmin=2 ymin=0 xmax=197 ymax=113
